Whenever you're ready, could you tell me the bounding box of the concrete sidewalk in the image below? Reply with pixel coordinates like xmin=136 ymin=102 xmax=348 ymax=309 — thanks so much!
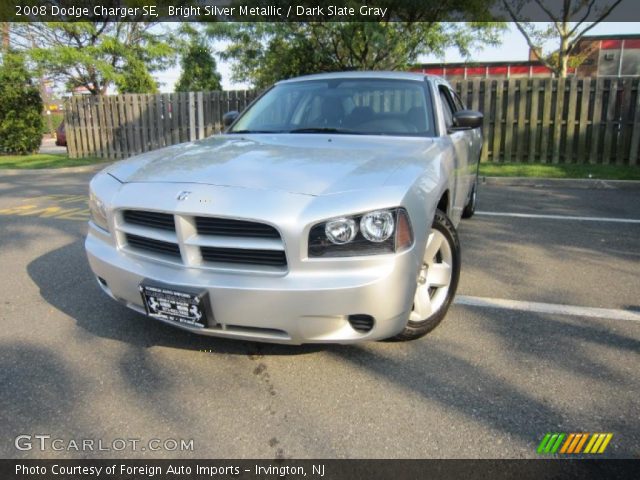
xmin=481 ymin=175 xmax=640 ymax=189
xmin=38 ymin=136 xmax=67 ymax=155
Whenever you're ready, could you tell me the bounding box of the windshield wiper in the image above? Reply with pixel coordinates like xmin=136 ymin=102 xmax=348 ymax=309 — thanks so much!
xmin=288 ymin=127 xmax=361 ymax=134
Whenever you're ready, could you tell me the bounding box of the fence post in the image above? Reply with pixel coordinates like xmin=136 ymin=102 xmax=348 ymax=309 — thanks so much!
xmin=503 ymin=79 xmax=516 ymax=162
xmin=528 ymin=78 xmax=540 ymax=163
xmin=616 ymin=78 xmax=633 ymax=165
xmin=576 ymin=78 xmax=591 ymax=164
xmin=213 ymin=91 xmax=221 ymax=133
xmin=64 ymin=97 xmax=78 ymax=158
xmin=492 ymin=79 xmax=504 ymax=162
xmin=189 ymin=91 xmax=196 ymax=142
xmin=602 ymin=78 xmax=619 ymax=165
xmin=539 ymin=79 xmax=553 ymax=163
xmin=589 ymin=78 xmax=604 ymax=164
xmin=564 ymin=77 xmax=579 ymax=163
xmin=515 ymin=79 xmax=528 ymax=163
xmin=552 ymin=78 xmax=565 ymax=164
xmin=197 ymin=92 xmax=204 ymax=140
xmin=481 ymin=80 xmax=492 ymax=163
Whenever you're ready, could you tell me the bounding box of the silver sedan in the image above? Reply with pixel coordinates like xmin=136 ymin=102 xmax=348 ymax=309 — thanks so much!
xmin=85 ymin=71 xmax=483 ymax=344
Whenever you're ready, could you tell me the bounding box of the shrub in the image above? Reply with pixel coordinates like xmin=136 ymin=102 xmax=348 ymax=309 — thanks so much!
xmin=0 ymin=53 xmax=43 ymax=154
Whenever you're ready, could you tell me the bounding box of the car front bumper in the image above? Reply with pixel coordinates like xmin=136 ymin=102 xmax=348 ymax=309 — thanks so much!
xmin=85 ymin=228 xmax=419 ymax=345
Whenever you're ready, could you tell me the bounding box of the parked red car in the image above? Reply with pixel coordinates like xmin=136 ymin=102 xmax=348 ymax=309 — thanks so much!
xmin=55 ymin=121 xmax=67 ymax=147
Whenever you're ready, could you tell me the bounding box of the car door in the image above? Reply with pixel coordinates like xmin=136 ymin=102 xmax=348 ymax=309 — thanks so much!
xmin=437 ymin=84 xmax=471 ymax=223
xmin=449 ymin=88 xmax=481 ymax=196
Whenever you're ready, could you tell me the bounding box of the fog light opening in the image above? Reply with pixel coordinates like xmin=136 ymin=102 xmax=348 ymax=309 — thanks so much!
xmin=97 ymin=276 xmax=108 ymax=287
xmin=348 ymin=314 xmax=375 ymax=333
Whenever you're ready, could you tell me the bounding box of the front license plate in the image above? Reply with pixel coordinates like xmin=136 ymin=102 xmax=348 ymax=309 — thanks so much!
xmin=139 ymin=281 xmax=209 ymax=328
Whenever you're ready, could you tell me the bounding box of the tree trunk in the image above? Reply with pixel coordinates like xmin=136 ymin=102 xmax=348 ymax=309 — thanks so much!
xmin=1 ymin=23 xmax=9 ymax=52
xmin=559 ymin=53 xmax=569 ymax=78
xmin=559 ymin=36 xmax=570 ymax=78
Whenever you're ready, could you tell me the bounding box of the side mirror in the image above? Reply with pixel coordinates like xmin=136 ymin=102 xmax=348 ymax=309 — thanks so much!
xmin=451 ymin=110 xmax=483 ymax=130
xmin=223 ymin=111 xmax=239 ymax=127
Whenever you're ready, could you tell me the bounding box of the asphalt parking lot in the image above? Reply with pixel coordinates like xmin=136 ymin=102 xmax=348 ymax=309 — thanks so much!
xmin=0 ymin=167 xmax=638 ymax=459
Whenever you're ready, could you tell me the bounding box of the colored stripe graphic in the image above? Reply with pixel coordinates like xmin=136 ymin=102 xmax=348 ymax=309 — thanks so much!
xmin=537 ymin=434 xmax=552 ymax=454
xmin=537 ymin=433 xmax=565 ymax=454
xmin=574 ymin=433 xmax=589 ymax=453
xmin=538 ymin=433 xmax=613 ymax=454
xmin=550 ymin=434 xmax=565 ymax=453
xmin=559 ymin=434 xmax=575 ymax=454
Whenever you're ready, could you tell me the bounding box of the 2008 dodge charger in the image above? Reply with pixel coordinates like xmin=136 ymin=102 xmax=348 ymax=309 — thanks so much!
xmin=85 ymin=72 xmax=483 ymax=344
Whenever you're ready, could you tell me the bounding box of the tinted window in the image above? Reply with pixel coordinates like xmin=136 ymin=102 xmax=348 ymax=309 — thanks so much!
xmin=230 ymin=79 xmax=435 ymax=136
xmin=451 ymin=90 xmax=465 ymax=111
xmin=439 ymin=89 xmax=454 ymax=128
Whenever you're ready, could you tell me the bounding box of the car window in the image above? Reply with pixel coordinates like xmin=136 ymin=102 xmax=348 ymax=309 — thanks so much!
xmin=438 ymin=88 xmax=455 ymax=129
xmin=230 ymin=79 xmax=435 ymax=137
xmin=451 ymin=90 xmax=465 ymax=111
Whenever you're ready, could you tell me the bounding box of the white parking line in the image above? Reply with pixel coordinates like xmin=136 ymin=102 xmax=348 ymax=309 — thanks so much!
xmin=455 ymin=295 xmax=640 ymax=322
xmin=476 ymin=211 xmax=640 ymax=224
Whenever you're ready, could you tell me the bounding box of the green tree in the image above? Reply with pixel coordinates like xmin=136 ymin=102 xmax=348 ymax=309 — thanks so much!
xmin=13 ymin=22 xmax=175 ymax=95
xmin=116 ymin=58 xmax=158 ymax=93
xmin=175 ymin=38 xmax=222 ymax=92
xmin=0 ymin=52 xmax=43 ymax=154
xmin=209 ymin=4 xmax=504 ymax=88
xmin=502 ymin=0 xmax=624 ymax=77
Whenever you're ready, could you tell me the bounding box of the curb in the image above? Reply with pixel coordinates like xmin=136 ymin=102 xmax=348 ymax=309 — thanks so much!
xmin=0 ymin=162 xmax=112 ymax=176
xmin=480 ymin=176 xmax=640 ymax=189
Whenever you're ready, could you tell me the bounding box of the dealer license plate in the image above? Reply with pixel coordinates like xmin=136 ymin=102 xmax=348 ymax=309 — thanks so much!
xmin=139 ymin=282 xmax=209 ymax=328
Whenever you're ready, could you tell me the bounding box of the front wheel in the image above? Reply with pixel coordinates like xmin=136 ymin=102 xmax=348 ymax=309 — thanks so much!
xmin=393 ymin=209 xmax=461 ymax=341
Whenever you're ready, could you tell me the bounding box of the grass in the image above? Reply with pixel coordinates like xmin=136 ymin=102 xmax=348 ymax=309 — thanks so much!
xmin=0 ymin=153 xmax=107 ymax=170
xmin=479 ymin=162 xmax=640 ymax=181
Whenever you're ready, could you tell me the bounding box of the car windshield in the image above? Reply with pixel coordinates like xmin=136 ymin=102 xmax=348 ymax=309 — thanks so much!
xmin=229 ymin=78 xmax=435 ymax=137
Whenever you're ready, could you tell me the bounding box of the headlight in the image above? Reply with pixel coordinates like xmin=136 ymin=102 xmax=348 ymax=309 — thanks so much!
xmin=360 ymin=210 xmax=394 ymax=242
xmin=325 ymin=218 xmax=358 ymax=244
xmin=308 ymin=208 xmax=413 ymax=258
xmin=89 ymin=190 xmax=109 ymax=232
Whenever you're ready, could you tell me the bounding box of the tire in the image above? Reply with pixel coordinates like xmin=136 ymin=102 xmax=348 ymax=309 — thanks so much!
xmin=393 ymin=209 xmax=461 ymax=341
xmin=461 ymin=175 xmax=478 ymax=219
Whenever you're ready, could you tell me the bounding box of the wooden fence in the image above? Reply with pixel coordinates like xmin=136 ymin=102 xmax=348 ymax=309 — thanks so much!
xmin=65 ymin=78 xmax=640 ymax=165
xmin=453 ymin=77 xmax=639 ymax=165
xmin=64 ymin=90 xmax=258 ymax=159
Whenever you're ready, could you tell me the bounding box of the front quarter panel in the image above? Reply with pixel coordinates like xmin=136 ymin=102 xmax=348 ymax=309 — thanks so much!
xmin=385 ymin=137 xmax=452 ymax=253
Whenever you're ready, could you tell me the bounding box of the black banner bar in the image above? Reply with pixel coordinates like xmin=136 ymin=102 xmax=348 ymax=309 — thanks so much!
xmin=2 ymin=0 xmax=640 ymax=22
xmin=1 ymin=459 xmax=639 ymax=480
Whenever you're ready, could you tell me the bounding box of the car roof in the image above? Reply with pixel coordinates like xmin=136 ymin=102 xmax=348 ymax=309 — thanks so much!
xmin=276 ymin=71 xmax=438 ymax=84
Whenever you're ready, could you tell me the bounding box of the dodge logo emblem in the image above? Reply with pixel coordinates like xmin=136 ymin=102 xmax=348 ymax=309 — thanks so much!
xmin=177 ymin=191 xmax=191 ymax=201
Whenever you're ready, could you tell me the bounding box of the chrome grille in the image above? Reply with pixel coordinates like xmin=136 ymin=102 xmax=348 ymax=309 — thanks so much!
xmin=200 ymin=246 xmax=287 ymax=267
xmin=195 ymin=217 xmax=279 ymax=238
xmin=118 ymin=210 xmax=286 ymax=271
xmin=122 ymin=210 xmax=175 ymax=231
xmin=125 ymin=234 xmax=181 ymax=259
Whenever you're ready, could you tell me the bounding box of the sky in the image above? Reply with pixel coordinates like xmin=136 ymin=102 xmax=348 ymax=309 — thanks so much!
xmin=156 ymin=22 xmax=640 ymax=92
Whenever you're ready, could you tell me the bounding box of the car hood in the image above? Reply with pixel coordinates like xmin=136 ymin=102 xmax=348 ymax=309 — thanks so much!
xmin=106 ymin=134 xmax=438 ymax=196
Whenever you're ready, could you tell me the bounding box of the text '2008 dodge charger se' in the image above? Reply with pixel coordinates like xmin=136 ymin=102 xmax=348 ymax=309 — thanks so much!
xmin=86 ymin=72 xmax=483 ymax=344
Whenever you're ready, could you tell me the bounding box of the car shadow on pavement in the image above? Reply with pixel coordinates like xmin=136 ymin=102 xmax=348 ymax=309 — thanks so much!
xmin=0 ymin=343 xmax=80 ymax=457
xmin=26 ymin=239 xmax=322 ymax=358
xmin=25 ymin=236 xmax=640 ymax=455
xmin=329 ymin=305 xmax=640 ymax=456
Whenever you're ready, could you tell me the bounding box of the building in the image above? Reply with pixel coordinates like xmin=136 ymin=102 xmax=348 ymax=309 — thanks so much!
xmin=412 ymin=34 xmax=640 ymax=79
xmin=571 ymin=34 xmax=640 ymax=77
